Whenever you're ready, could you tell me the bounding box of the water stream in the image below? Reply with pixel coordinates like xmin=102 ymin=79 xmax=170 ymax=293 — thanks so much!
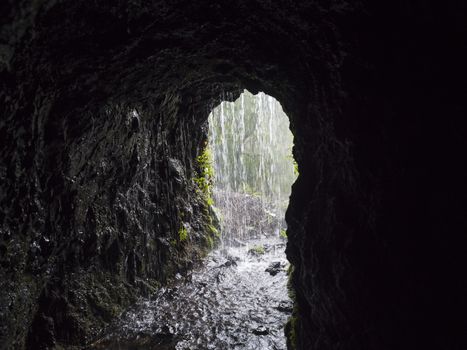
xmin=91 ymin=91 xmax=296 ymax=349
xmin=91 ymin=238 xmax=290 ymax=350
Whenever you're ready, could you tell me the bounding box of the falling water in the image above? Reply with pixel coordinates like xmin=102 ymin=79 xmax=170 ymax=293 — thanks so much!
xmin=91 ymin=91 xmax=297 ymax=350
xmin=208 ymin=90 xmax=297 ymax=248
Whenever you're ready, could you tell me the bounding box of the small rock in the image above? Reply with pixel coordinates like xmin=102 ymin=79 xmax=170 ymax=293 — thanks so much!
xmin=217 ymin=255 xmax=238 ymax=268
xmin=275 ymin=300 xmax=293 ymax=313
xmin=252 ymin=325 xmax=269 ymax=335
xmin=265 ymin=261 xmax=284 ymax=276
xmin=263 ymin=243 xmax=273 ymax=252
xmin=225 ymin=256 xmax=238 ymax=266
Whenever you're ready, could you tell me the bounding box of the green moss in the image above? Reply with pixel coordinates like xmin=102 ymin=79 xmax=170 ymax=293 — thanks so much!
xmin=279 ymin=228 xmax=287 ymax=239
xmin=293 ymin=159 xmax=299 ymax=176
xmin=194 ymin=145 xmax=214 ymax=204
xmin=208 ymin=224 xmax=220 ymax=237
xmin=193 ymin=144 xmax=220 ymax=252
xmin=248 ymin=245 xmax=265 ymax=255
xmin=178 ymin=225 xmax=188 ymax=242
xmin=206 ymin=235 xmax=214 ymax=249
xmin=205 ymin=222 xmax=221 ymax=249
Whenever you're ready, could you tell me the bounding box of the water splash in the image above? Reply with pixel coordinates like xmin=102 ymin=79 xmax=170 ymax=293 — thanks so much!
xmin=91 ymin=238 xmax=291 ymax=350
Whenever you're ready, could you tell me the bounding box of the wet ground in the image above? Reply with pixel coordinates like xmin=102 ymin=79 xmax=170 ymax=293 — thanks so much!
xmin=90 ymin=238 xmax=291 ymax=349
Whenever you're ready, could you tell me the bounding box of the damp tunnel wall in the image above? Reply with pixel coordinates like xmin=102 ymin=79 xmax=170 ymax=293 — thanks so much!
xmin=1 ymin=1 xmax=467 ymax=350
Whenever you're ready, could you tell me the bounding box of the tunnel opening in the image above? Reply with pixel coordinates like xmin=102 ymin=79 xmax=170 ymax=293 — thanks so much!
xmin=85 ymin=90 xmax=298 ymax=350
xmin=208 ymin=90 xmax=297 ymax=249
xmin=3 ymin=2 xmax=464 ymax=349
xmin=200 ymin=89 xmax=298 ymax=349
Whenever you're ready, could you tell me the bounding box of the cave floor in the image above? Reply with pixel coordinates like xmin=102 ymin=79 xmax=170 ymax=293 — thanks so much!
xmin=89 ymin=237 xmax=291 ymax=350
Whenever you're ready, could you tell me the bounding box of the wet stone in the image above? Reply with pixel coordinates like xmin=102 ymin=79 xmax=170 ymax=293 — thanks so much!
xmin=275 ymin=301 xmax=293 ymax=313
xmin=265 ymin=261 xmax=286 ymax=276
xmin=252 ymin=325 xmax=269 ymax=335
xmin=91 ymin=238 xmax=290 ymax=349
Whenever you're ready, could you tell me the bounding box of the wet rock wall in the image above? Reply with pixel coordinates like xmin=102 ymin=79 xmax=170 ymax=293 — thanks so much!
xmin=1 ymin=1 xmax=466 ymax=349
xmin=0 ymin=80 xmax=218 ymax=348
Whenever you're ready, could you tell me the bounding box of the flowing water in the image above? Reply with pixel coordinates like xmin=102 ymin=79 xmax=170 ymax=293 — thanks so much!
xmin=91 ymin=91 xmax=296 ymax=349
xmin=91 ymin=239 xmax=291 ymax=350
xmin=208 ymin=91 xmax=296 ymax=245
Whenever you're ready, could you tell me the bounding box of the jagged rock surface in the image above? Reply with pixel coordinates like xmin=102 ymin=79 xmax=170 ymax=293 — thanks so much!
xmin=1 ymin=1 xmax=466 ymax=350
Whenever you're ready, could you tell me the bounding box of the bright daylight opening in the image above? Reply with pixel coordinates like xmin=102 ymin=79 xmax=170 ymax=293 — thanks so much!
xmin=205 ymin=89 xmax=298 ymax=349
xmin=91 ymin=90 xmax=298 ymax=350
xmin=209 ymin=90 xmax=297 ymax=246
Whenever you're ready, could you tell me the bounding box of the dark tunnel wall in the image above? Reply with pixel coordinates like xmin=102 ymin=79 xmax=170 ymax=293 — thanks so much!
xmin=1 ymin=1 xmax=466 ymax=349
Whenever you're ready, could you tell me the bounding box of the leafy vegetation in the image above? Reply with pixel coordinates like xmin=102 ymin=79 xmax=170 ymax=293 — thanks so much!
xmin=279 ymin=228 xmax=288 ymax=239
xmin=178 ymin=225 xmax=188 ymax=242
xmin=293 ymin=158 xmax=299 ymax=176
xmin=194 ymin=144 xmax=214 ymax=206
xmin=208 ymin=223 xmax=220 ymax=237
xmin=248 ymin=245 xmax=265 ymax=255
xmin=205 ymin=235 xmax=214 ymax=249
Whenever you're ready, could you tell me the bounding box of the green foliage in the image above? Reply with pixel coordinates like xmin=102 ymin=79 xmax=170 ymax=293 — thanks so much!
xmin=178 ymin=225 xmax=188 ymax=242
xmin=248 ymin=245 xmax=265 ymax=255
xmin=206 ymin=235 xmax=214 ymax=249
xmin=206 ymin=196 xmax=214 ymax=206
xmin=202 ymin=223 xmax=219 ymax=250
xmin=293 ymin=159 xmax=299 ymax=176
xmin=208 ymin=224 xmax=220 ymax=237
xmin=279 ymin=228 xmax=287 ymax=239
xmin=194 ymin=145 xmax=214 ymax=205
xmin=193 ymin=145 xmax=221 ymax=252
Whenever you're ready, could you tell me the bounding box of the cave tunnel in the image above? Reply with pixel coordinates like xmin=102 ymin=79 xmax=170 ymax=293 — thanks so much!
xmin=1 ymin=1 xmax=466 ymax=350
